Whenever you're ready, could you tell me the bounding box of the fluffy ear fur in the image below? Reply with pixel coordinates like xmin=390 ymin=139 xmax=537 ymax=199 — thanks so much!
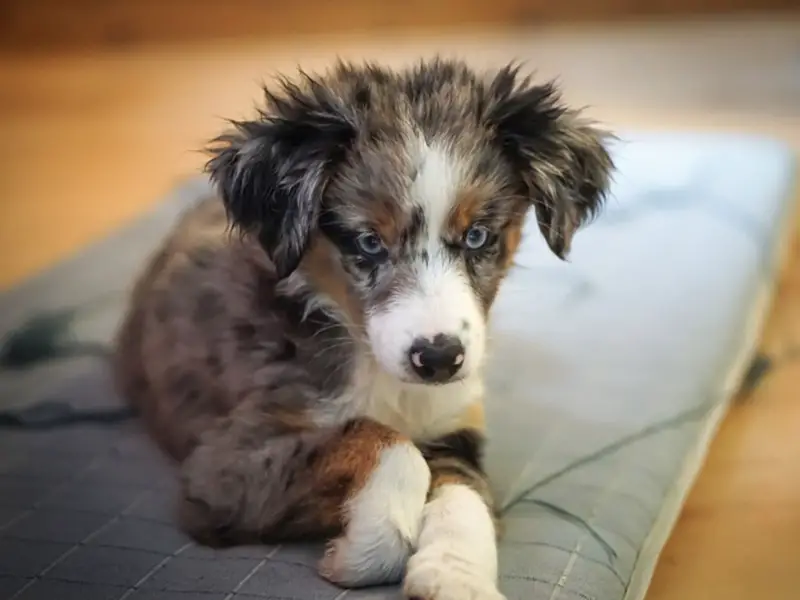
xmin=205 ymin=76 xmax=357 ymax=278
xmin=487 ymin=66 xmax=614 ymax=258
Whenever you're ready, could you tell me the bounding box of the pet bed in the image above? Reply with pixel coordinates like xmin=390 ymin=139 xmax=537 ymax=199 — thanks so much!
xmin=0 ymin=130 xmax=796 ymax=600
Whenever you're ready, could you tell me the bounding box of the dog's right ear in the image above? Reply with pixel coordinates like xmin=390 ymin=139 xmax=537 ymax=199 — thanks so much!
xmin=205 ymin=77 xmax=357 ymax=279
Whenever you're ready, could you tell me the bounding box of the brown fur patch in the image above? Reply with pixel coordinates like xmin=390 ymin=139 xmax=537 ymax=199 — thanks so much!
xmin=429 ymin=470 xmax=471 ymax=490
xmin=447 ymin=189 xmax=485 ymax=236
xmin=262 ymin=408 xmax=315 ymax=434
xmin=459 ymin=402 xmax=486 ymax=432
xmin=503 ymin=221 xmax=523 ymax=269
xmin=265 ymin=419 xmax=407 ymax=540
xmin=299 ymin=234 xmax=365 ymax=329
xmin=314 ymin=419 xmax=405 ymax=508
xmin=427 ymin=455 xmax=492 ymax=505
xmin=366 ymin=195 xmax=408 ymax=247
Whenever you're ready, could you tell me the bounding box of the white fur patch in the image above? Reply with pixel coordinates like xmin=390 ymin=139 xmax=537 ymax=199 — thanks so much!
xmin=404 ymin=484 xmax=504 ymax=600
xmin=314 ymin=349 xmax=484 ymax=440
xmin=366 ymin=138 xmax=486 ymax=382
xmin=368 ymin=372 xmax=484 ymax=441
xmin=411 ymin=138 xmax=464 ymax=234
xmin=319 ymin=442 xmax=431 ymax=587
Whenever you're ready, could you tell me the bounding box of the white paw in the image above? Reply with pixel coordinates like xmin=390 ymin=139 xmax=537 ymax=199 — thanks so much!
xmin=403 ymin=551 xmax=506 ymax=600
xmin=318 ymin=443 xmax=430 ymax=588
xmin=318 ymin=531 xmax=411 ymax=587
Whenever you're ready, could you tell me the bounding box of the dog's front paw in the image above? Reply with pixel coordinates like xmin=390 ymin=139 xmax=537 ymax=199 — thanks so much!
xmin=318 ymin=532 xmax=410 ymax=588
xmin=318 ymin=443 xmax=430 ymax=588
xmin=403 ymin=550 xmax=505 ymax=600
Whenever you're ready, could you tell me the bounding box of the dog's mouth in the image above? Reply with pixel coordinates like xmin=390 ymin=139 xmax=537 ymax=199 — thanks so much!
xmin=419 ymin=375 xmax=468 ymax=387
xmin=395 ymin=370 xmax=469 ymax=387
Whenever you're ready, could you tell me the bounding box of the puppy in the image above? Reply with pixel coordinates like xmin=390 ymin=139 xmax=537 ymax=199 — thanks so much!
xmin=113 ymin=58 xmax=613 ymax=600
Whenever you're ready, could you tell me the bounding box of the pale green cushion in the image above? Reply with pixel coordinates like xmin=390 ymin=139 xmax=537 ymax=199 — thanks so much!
xmin=0 ymin=130 xmax=795 ymax=600
xmin=484 ymin=130 xmax=796 ymax=600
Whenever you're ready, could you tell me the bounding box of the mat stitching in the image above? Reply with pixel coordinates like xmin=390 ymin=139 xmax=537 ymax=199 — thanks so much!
xmin=220 ymin=544 xmax=283 ymax=600
xmin=6 ymin=488 xmax=151 ymax=599
xmin=116 ymin=541 xmax=194 ymax=600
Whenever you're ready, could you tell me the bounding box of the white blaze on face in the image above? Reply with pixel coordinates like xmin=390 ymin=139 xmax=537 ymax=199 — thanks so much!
xmin=367 ymin=138 xmax=486 ymax=382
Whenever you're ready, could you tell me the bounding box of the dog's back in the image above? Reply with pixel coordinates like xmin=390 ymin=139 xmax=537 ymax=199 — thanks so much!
xmin=114 ymin=194 xmax=247 ymax=460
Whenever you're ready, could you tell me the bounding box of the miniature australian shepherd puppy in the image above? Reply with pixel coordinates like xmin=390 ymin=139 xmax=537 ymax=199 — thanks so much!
xmin=114 ymin=58 xmax=613 ymax=599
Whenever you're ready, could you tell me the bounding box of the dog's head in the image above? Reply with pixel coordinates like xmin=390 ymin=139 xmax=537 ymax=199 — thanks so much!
xmin=207 ymin=59 xmax=614 ymax=385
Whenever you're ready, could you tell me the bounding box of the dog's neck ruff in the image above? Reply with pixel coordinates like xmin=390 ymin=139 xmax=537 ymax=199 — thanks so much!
xmin=349 ymin=349 xmax=484 ymax=442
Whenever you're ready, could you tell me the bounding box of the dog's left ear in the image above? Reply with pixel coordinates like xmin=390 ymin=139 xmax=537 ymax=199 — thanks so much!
xmin=487 ymin=67 xmax=615 ymax=258
xmin=205 ymin=77 xmax=357 ymax=278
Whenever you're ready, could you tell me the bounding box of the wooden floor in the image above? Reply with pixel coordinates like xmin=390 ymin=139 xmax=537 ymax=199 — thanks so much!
xmin=1 ymin=15 xmax=798 ymax=599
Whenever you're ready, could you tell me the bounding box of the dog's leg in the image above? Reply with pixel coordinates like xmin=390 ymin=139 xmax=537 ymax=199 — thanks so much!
xmin=179 ymin=416 xmax=430 ymax=588
xmin=405 ymin=411 xmax=505 ymax=600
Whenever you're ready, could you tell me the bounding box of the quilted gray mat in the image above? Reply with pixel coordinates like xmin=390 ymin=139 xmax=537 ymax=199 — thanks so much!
xmin=0 ymin=414 xmax=368 ymax=600
xmin=0 ymin=131 xmax=796 ymax=600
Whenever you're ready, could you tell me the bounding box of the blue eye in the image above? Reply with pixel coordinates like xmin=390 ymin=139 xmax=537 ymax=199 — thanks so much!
xmin=356 ymin=232 xmax=386 ymax=256
xmin=464 ymin=225 xmax=490 ymax=250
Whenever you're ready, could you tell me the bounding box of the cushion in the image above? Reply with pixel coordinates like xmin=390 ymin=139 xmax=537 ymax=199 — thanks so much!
xmin=0 ymin=131 xmax=796 ymax=600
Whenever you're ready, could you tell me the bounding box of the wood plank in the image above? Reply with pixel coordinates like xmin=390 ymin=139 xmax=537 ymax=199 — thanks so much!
xmin=647 ymin=222 xmax=800 ymax=600
xmin=1 ymin=0 xmax=797 ymax=52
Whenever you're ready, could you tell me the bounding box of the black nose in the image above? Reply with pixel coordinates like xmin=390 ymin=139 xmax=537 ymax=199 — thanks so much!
xmin=408 ymin=335 xmax=465 ymax=383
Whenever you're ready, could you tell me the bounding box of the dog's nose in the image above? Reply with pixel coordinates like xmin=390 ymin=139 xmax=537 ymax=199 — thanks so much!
xmin=408 ymin=335 xmax=465 ymax=383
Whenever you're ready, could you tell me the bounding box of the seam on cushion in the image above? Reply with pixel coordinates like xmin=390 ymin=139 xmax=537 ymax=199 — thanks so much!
xmin=547 ymin=453 xmax=629 ymax=600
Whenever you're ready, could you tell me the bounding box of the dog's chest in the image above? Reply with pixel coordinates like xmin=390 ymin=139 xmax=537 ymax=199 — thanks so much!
xmin=354 ymin=360 xmax=482 ymax=442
